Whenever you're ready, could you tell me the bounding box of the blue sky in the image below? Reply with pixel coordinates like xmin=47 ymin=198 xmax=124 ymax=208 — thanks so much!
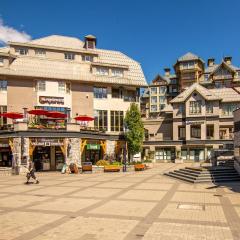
xmin=1 ymin=0 xmax=240 ymax=82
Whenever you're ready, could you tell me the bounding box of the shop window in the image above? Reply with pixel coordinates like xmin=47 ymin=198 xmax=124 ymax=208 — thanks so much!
xmin=94 ymin=110 xmax=108 ymax=131
xmin=181 ymin=149 xmax=188 ymax=160
xmin=110 ymin=111 xmax=124 ymax=132
xmin=191 ymin=125 xmax=201 ymax=139
xmin=155 ymin=149 xmax=172 ymax=160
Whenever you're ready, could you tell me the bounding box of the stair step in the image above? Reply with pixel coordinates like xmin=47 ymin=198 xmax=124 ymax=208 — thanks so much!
xmin=164 ymin=173 xmax=194 ymax=183
xmin=178 ymin=169 xmax=238 ymax=177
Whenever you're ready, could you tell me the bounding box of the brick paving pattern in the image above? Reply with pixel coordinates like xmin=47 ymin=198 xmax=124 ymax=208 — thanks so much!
xmin=0 ymin=163 xmax=240 ymax=240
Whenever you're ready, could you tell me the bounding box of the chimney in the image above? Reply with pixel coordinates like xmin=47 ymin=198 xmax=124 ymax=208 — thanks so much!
xmin=164 ymin=68 xmax=171 ymax=77
xmin=84 ymin=35 xmax=97 ymax=49
xmin=207 ymin=58 xmax=215 ymax=67
xmin=224 ymin=56 xmax=232 ymax=65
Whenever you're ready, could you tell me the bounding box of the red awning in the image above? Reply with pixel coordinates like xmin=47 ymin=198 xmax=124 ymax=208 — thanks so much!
xmin=28 ymin=109 xmax=49 ymax=115
xmin=0 ymin=112 xmax=23 ymax=119
xmin=45 ymin=111 xmax=67 ymax=119
xmin=75 ymin=115 xmax=94 ymax=121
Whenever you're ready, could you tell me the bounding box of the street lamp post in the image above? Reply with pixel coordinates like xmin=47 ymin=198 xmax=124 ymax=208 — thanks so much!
xmin=123 ymin=124 xmax=128 ymax=172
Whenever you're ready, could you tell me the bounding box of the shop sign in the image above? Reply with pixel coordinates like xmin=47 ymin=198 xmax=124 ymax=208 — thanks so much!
xmin=186 ymin=121 xmax=204 ymax=125
xmin=39 ymin=96 xmax=64 ymax=105
xmin=87 ymin=144 xmax=100 ymax=150
xmin=31 ymin=138 xmax=64 ymax=146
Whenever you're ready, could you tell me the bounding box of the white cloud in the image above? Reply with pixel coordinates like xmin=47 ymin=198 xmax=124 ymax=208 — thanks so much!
xmin=0 ymin=18 xmax=31 ymax=45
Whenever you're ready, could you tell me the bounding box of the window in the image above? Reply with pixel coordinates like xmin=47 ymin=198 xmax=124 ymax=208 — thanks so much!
xmin=204 ymin=74 xmax=209 ymax=81
xmin=150 ymin=87 xmax=157 ymax=95
xmin=112 ymin=88 xmax=121 ymax=98
xmin=110 ymin=111 xmax=124 ymax=131
xmin=171 ymin=79 xmax=177 ymax=84
xmin=159 ymin=86 xmax=166 ymax=94
xmin=64 ymin=53 xmax=75 ymax=60
xmin=35 ymin=49 xmax=46 ymax=56
xmin=222 ymin=103 xmax=237 ymax=116
xmin=36 ymin=80 xmax=46 ymax=92
xmin=87 ymin=40 xmax=95 ymax=49
xmin=178 ymin=126 xmax=186 ymax=140
xmin=177 ymin=104 xmax=185 ymax=115
xmin=35 ymin=106 xmax=67 ymax=113
xmin=206 ymin=125 xmax=214 ymax=139
xmin=58 ymin=82 xmax=66 ymax=93
xmin=151 ymin=105 xmax=157 ymax=112
xmin=159 ymin=104 xmax=165 ymax=110
xmin=94 ymin=87 xmax=107 ymax=99
xmin=191 ymin=125 xmax=201 ymax=139
xmin=96 ymin=67 xmax=109 ymax=75
xmin=124 ymin=90 xmax=136 ymax=102
xmin=0 ymin=106 xmax=7 ymax=128
xmin=15 ymin=48 xmax=28 ymax=55
xmin=189 ymin=101 xmax=201 ymax=114
xmin=0 ymin=57 xmax=3 ymax=66
xmin=215 ymin=82 xmax=223 ymax=88
xmin=151 ymin=96 xmax=157 ymax=104
xmin=172 ymin=86 xmax=178 ymax=92
xmin=182 ymin=61 xmax=195 ymax=69
xmin=112 ymin=68 xmax=123 ymax=77
xmin=0 ymin=80 xmax=7 ymax=91
xmin=206 ymin=102 xmax=213 ymax=114
xmin=159 ymin=96 xmax=166 ymax=103
xmin=94 ymin=110 xmax=108 ymax=131
xmin=66 ymin=83 xmax=71 ymax=94
xmin=82 ymin=55 xmax=93 ymax=62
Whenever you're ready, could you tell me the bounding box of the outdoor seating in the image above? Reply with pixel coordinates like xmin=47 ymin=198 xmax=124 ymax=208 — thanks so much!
xmin=104 ymin=165 xmax=121 ymax=172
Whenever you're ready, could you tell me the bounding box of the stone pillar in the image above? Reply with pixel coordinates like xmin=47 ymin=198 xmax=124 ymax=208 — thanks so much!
xmin=214 ymin=123 xmax=219 ymax=140
xmin=11 ymin=138 xmax=21 ymax=174
xmin=67 ymin=138 xmax=81 ymax=166
xmin=106 ymin=140 xmax=116 ymax=157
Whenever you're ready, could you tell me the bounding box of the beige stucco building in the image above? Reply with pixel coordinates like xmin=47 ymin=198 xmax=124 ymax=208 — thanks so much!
xmin=142 ymin=52 xmax=239 ymax=162
xmin=0 ymin=34 xmax=147 ymax=171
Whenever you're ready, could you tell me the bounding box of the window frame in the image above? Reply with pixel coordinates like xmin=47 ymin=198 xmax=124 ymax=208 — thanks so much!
xmin=15 ymin=48 xmax=28 ymax=55
xmin=35 ymin=49 xmax=46 ymax=56
xmin=189 ymin=101 xmax=201 ymax=115
xmin=93 ymin=87 xmax=108 ymax=99
xmin=36 ymin=80 xmax=46 ymax=92
xmin=64 ymin=52 xmax=75 ymax=60
xmin=112 ymin=68 xmax=124 ymax=77
xmin=58 ymin=81 xmax=66 ymax=93
xmin=0 ymin=80 xmax=7 ymax=91
xmin=110 ymin=110 xmax=124 ymax=132
xmin=96 ymin=67 xmax=109 ymax=76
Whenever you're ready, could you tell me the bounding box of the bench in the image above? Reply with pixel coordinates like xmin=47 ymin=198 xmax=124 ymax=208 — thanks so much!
xmin=134 ymin=164 xmax=146 ymax=171
xmin=104 ymin=165 xmax=121 ymax=172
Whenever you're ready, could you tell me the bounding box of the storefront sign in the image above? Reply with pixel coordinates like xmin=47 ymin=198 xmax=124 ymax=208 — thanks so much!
xmin=39 ymin=96 xmax=64 ymax=105
xmin=186 ymin=121 xmax=204 ymax=125
xmin=86 ymin=144 xmax=100 ymax=150
xmin=31 ymin=138 xmax=64 ymax=146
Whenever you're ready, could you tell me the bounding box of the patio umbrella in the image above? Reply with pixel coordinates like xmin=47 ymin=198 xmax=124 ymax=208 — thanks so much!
xmin=28 ymin=109 xmax=49 ymax=115
xmin=74 ymin=115 xmax=94 ymax=121
xmin=0 ymin=112 xmax=23 ymax=119
xmin=45 ymin=111 xmax=67 ymax=119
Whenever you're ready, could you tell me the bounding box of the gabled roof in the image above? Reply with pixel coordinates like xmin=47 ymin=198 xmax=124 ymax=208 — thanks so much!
xmin=209 ymin=88 xmax=240 ymax=102
xmin=170 ymin=83 xmax=220 ymax=103
xmin=151 ymin=74 xmax=170 ymax=85
xmin=176 ymin=52 xmax=204 ymax=63
xmin=29 ymin=35 xmax=84 ymax=49
xmin=209 ymin=61 xmax=238 ymax=76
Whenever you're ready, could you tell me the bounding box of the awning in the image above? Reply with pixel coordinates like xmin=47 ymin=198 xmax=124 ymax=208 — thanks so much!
xmin=45 ymin=111 xmax=67 ymax=119
xmin=75 ymin=115 xmax=94 ymax=121
xmin=28 ymin=109 xmax=49 ymax=115
xmin=0 ymin=112 xmax=23 ymax=119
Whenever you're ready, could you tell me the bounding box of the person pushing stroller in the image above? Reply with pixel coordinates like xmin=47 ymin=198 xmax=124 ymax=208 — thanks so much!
xmin=26 ymin=161 xmax=39 ymax=184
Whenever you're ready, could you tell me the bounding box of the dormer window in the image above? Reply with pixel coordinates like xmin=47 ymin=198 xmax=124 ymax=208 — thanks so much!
xmin=82 ymin=55 xmax=93 ymax=62
xmin=64 ymin=53 xmax=75 ymax=60
xmin=112 ymin=68 xmax=123 ymax=77
xmin=35 ymin=49 xmax=46 ymax=56
xmin=0 ymin=57 xmax=3 ymax=66
xmin=15 ymin=48 xmax=28 ymax=55
xmin=96 ymin=67 xmax=108 ymax=75
xmin=182 ymin=61 xmax=195 ymax=69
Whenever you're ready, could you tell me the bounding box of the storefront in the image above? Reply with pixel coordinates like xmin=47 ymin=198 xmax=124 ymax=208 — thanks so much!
xmin=31 ymin=138 xmax=65 ymax=171
xmin=155 ymin=148 xmax=175 ymax=162
xmin=85 ymin=143 xmax=102 ymax=164
xmin=0 ymin=142 xmax=12 ymax=167
xmin=181 ymin=147 xmax=205 ymax=162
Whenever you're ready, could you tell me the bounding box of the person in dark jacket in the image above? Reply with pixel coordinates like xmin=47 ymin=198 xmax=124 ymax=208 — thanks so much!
xmin=26 ymin=161 xmax=39 ymax=184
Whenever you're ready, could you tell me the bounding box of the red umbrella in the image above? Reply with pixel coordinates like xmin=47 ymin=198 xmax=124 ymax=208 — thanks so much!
xmin=28 ymin=109 xmax=49 ymax=115
xmin=74 ymin=115 xmax=94 ymax=121
xmin=0 ymin=112 xmax=23 ymax=119
xmin=45 ymin=111 xmax=67 ymax=119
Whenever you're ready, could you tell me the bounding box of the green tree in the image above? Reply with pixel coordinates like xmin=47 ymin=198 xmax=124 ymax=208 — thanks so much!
xmin=124 ymin=103 xmax=144 ymax=160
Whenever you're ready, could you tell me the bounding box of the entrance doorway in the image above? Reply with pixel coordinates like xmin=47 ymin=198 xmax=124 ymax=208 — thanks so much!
xmin=0 ymin=149 xmax=12 ymax=167
xmin=84 ymin=143 xmax=103 ymax=164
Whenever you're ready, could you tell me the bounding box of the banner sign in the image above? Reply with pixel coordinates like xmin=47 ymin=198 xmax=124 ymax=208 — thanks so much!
xmin=39 ymin=96 xmax=64 ymax=105
xmin=86 ymin=144 xmax=100 ymax=150
xmin=31 ymin=138 xmax=64 ymax=146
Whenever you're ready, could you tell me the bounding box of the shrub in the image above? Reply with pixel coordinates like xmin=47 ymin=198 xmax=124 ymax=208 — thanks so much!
xmin=111 ymin=161 xmax=123 ymax=166
xmin=96 ymin=160 xmax=109 ymax=166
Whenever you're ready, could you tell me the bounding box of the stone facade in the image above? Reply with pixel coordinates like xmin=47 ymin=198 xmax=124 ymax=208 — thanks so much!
xmin=67 ymin=138 xmax=81 ymax=166
xmin=106 ymin=140 xmax=116 ymax=157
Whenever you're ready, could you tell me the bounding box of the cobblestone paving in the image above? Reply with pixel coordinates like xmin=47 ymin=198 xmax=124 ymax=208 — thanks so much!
xmin=0 ymin=163 xmax=240 ymax=240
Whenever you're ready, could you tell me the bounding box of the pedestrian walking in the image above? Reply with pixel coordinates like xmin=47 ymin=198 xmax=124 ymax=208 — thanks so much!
xmin=26 ymin=161 xmax=39 ymax=184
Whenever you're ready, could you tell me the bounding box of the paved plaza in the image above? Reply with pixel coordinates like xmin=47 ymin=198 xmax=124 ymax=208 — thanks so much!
xmin=0 ymin=163 xmax=240 ymax=240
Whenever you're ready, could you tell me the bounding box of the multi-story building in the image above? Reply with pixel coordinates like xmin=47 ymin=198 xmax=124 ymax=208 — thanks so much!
xmin=142 ymin=52 xmax=240 ymax=162
xmin=0 ymin=35 xmax=147 ymax=170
